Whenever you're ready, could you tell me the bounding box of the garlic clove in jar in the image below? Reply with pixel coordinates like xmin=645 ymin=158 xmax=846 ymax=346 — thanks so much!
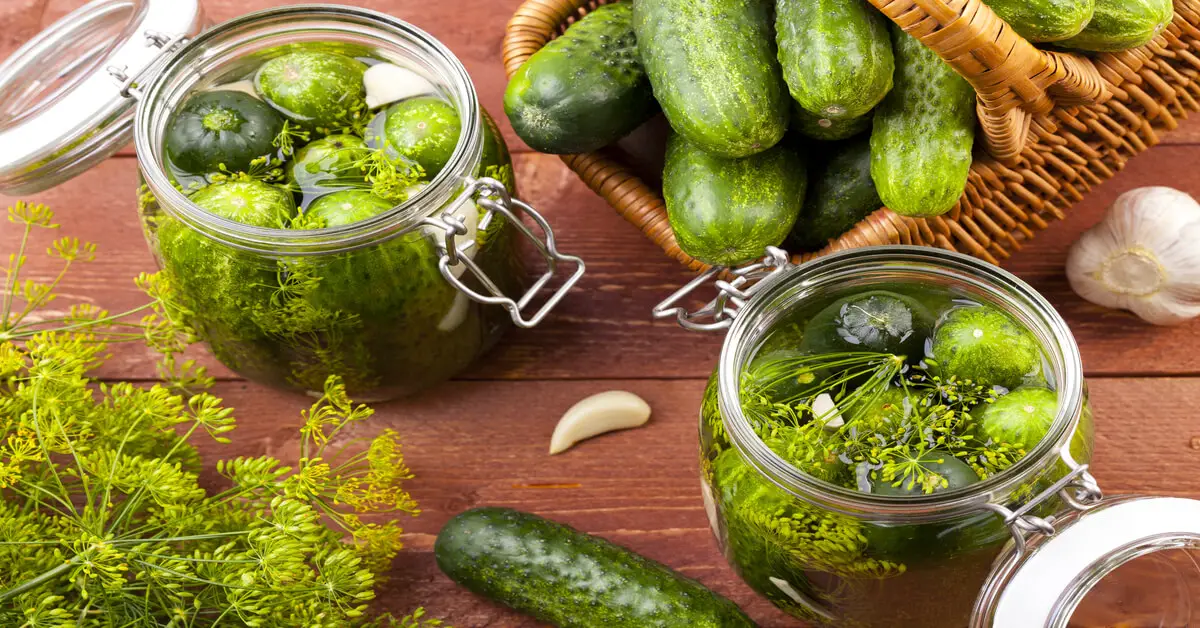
xmin=1067 ymin=186 xmax=1200 ymax=325
xmin=207 ymin=80 xmax=260 ymax=100
xmin=364 ymin=62 xmax=438 ymax=109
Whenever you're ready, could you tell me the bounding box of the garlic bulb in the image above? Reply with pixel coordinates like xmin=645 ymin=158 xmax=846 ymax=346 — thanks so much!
xmin=1066 ymin=186 xmax=1200 ymax=325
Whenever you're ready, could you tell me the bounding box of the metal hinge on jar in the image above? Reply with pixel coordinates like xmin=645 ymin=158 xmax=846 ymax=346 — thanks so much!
xmin=981 ymin=459 xmax=1104 ymax=557
xmin=653 ymin=246 xmax=792 ymax=331
xmin=426 ymin=176 xmax=585 ymax=329
xmin=106 ymin=30 xmax=191 ymax=100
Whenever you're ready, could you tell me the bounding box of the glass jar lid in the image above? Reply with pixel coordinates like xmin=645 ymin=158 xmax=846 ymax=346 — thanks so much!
xmin=975 ymin=495 xmax=1200 ymax=627
xmin=0 ymin=0 xmax=202 ymax=195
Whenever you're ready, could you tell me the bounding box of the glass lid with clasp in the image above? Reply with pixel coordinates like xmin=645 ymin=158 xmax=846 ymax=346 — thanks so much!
xmin=656 ymin=245 xmax=1200 ymax=628
xmin=0 ymin=0 xmax=584 ymax=401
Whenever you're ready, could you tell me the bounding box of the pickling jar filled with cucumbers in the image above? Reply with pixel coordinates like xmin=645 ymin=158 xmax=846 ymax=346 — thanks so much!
xmin=0 ymin=1 xmax=583 ymax=400
xmin=656 ymin=246 xmax=1200 ymax=627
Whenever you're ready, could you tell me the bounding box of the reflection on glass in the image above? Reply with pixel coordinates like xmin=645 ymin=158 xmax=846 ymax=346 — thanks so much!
xmin=1069 ymin=541 xmax=1200 ymax=628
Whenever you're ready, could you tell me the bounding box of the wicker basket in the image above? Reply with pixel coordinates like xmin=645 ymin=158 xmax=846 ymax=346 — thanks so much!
xmin=503 ymin=0 xmax=1200 ymax=270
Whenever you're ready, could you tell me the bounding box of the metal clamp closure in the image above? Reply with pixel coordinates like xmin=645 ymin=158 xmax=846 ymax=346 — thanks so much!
xmin=982 ymin=462 xmax=1104 ymax=557
xmin=426 ymin=177 xmax=585 ymax=329
xmin=652 ymin=246 xmax=792 ymax=332
xmin=106 ymin=30 xmax=190 ymax=100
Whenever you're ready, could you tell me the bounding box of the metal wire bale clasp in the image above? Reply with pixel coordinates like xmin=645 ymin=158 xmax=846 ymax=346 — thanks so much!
xmin=981 ymin=462 xmax=1104 ymax=557
xmin=106 ymin=30 xmax=190 ymax=100
xmin=425 ymin=176 xmax=585 ymax=329
xmin=652 ymin=246 xmax=792 ymax=332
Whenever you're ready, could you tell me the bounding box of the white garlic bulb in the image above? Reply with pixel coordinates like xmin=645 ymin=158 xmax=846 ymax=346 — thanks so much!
xmin=1066 ymin=186 xmax=1200 ymax=325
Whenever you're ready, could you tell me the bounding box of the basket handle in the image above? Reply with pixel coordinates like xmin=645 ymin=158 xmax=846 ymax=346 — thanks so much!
xmin=503 ymin=0 xmax=601 ymax=77
xmin=869 ymin=0 xmax=1110 ymax=163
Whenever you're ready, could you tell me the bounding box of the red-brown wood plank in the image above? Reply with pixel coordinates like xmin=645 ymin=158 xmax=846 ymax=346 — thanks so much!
xmin=185 ymin=376 xmax=1200 ymax=627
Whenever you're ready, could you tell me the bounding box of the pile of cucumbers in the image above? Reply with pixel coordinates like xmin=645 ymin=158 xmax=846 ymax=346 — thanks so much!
xmin=504 ymin=0 xmax=1174 ymax=265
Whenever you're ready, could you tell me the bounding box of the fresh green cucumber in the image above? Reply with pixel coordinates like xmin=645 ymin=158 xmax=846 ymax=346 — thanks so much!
xmin=435 ymin=507 xmax=756 ymax=628
xmin=986 ymin=0 xmax=1095 ymax=42
xmin=664 ymin=133 xmax=805 ymax=265
xmin=870 ymin=25 xmax=976 ymax=218
xmin=791 ymin=104 xmax=872 ymax=141
xmin=788 ymin=136 xmax=880 ymax=250
xmin=504 ymin=2 xmax=656 ymax=154
xmin=776 ymin=0 xmax=893 ymax=121
xmin=633 ymin=0 xmax=788 ymax=158
xmin=1058 ymin=0 xmax=1173 ymax=51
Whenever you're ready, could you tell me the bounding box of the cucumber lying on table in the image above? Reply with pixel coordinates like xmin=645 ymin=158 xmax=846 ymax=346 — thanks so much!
xmin=435 ymin=507 xmax=757 ymax=627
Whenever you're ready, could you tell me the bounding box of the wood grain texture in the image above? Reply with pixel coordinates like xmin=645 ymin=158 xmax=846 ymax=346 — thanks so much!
xmin=2 ymin=2 xmax=1200 ymax=625
xmin=185 ymin=377 xmax=1200 ymax=627
xmin=4 ymin=150 xmax=1200 ymax=381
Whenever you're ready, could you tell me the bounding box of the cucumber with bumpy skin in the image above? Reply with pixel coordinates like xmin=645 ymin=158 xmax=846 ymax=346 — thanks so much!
xmin=776 ymin=0 xmax=893 ymax=121
xmin=870 ymin=25 xmax=976 ymax=218
xmin=788 ymin=136 xmax=880 ymax=250
xmin=986 ymin=0 xmax=1095 ymax=42
xmin=1058 ymin=0 xmax=1173 ymax=51
xmin=664 ymin=133 xmax=805 ymax=265
xmin=504 ymin=2 xmax=656 ymax=154
xmin=435 ymin=507 xmax=756 ymax=628
xmin=791 ymin=102 xmax=872 ymax=141
xmin=633 ymin=0 xmax=788 ymax=158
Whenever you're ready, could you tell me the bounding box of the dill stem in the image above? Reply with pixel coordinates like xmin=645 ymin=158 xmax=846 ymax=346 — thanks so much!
xmin=1 ymin=222 xmax=32 ymax=329
xmin=9 ymin=303 xmax=157 ymax=336
xmin=13 ymin=257 xmax=74 ymax=325
xmin=0 ymin=556 xmax=79 ymax=603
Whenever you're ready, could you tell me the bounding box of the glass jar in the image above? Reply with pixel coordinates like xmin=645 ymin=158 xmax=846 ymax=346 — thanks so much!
xmin=0 ymin=1 xmax=584 ymax=400
xmin=658 ymin=246 xmax=1200 ymax=627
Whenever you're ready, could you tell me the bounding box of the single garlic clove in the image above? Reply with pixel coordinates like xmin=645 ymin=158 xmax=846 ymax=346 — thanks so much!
xmin=208 ymin=80 xmax=260 ymax=100
xmin=549 ymin=391 xmax=651 ymax=455
xmin=813 ymin=393 xmax=844 ymax=430
xmin=364 ymin=63 xmax=438 ymax=109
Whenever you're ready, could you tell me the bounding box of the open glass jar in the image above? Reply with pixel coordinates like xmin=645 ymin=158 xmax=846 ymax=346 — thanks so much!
xmin=657 ymin=246 xmax=1200 ymax=627
xmin=0 ymin=1 xmax=584 ymax=400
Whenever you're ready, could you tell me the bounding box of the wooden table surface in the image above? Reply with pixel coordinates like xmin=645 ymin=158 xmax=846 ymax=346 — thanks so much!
xmin=4 ymin=1 xmax=1200 ymax=625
